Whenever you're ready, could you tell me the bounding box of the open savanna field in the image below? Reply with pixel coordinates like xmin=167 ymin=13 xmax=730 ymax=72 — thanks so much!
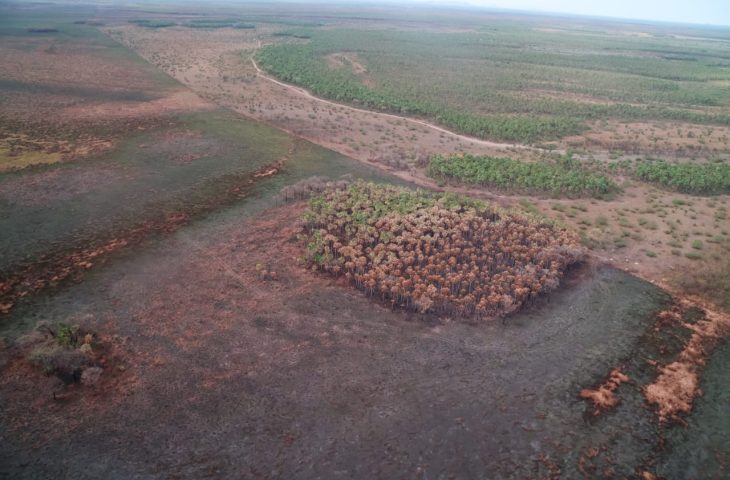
xmin=1 ymin=1 xmax=729 ymax=479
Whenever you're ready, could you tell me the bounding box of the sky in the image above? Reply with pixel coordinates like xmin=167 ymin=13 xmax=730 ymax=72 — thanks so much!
xmin=416 ymin=0 xmax=730 ymax=26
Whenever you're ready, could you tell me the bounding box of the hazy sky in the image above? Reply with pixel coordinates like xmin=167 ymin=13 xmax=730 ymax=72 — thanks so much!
xmin=424 ymin=0 xmax=730 ymax=25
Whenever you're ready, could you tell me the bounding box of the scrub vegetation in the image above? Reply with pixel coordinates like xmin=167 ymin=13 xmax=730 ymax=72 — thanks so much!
xmin=631 ymin=159 xmax=730 ymax=195
xmin=256 ymin=26 xmax=730 ymax=143
xmin=428 ymin=153 xmax=619 ymax=197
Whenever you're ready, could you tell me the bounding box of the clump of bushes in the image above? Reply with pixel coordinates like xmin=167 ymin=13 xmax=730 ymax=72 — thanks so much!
xmin=301 ymin=181 xmax=584 ymax=319
xmin=632 ymin=159 xmax=730 ymax=195
xmin=427 ymin=153 xmax=618 ymax=197
xmin=17 ymin=322 xmax=106 ymax=386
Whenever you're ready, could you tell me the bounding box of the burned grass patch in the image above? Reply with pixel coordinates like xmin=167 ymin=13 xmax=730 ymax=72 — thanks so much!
xmin=0 ymin=157 xmax=288 ymax=315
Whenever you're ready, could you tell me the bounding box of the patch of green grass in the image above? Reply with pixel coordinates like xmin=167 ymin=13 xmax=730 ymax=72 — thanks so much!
xmin=0 ymin=146 xmax=62 ymax=172
xmin=638 ymin=218 xmax=658 ymax=230
xmin=617 ymin=216 xmax=631 ymax=228
xmin=685 ymin=251 xmax=703 ymax=260
xmin=668 ymin=238 xmax=683 ymax=248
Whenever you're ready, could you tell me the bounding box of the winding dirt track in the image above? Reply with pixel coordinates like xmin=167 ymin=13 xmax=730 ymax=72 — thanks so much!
xmin=250 ymin=53 xmax=530 ymax=152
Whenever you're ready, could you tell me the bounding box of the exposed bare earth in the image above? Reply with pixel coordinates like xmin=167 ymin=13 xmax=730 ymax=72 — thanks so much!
xmin=644 ymin=301 xmax=730 ymax=423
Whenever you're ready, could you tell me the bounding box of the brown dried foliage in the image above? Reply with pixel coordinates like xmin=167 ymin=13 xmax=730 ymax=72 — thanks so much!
xmin=302 ymin=182 xmax=585 ymax=319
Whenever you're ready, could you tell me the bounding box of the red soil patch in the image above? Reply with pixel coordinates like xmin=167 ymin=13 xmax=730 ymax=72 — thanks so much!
xmin=579 ymin=368 xmax=631 ymax=415
xmin=644 ymin=301 xmax=730 ymax=423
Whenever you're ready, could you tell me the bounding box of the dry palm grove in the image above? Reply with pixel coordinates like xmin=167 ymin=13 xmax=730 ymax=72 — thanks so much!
xmin=301 ymin=182 xmax=584 ymax=318
xmin=0 ymin=0 xmax=728 ymax=479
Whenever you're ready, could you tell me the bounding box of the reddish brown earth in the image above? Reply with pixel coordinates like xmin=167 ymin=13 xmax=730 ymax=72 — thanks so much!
xmin=0 ymin=200 xmax=682 ymax=479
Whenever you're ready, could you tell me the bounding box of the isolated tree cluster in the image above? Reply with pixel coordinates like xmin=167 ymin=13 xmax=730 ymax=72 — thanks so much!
xmin=301 ymin=182 xmax=584 ymax=319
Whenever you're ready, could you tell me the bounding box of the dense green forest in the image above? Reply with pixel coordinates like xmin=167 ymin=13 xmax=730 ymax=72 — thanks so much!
xmin=256 ymin=26 xmax=730 ymax=142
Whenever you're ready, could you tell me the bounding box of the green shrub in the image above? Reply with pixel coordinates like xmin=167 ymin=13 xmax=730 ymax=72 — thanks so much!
xmin=427 ymin=154 xmax=618 ymax=197
xmin=634 ymin=159 xmax=730 ymax=195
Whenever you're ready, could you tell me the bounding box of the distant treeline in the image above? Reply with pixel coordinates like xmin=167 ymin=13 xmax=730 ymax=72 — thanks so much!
xmin=128 ymin=19 xmax=255 ymax=29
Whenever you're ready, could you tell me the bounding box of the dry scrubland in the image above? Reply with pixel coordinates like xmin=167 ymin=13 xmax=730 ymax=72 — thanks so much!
xmin=110 ymin=17 xmax=730 ymax=308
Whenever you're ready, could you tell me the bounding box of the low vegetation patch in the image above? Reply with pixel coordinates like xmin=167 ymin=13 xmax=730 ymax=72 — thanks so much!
xmin=27 ymin=28 xmax=59 ymax=34
xmin=301 ymin=182 xmax=584 ymax=319
xmin=183 ymin=19 xmax=255 ymax=29
xmin=428 ymin=153 xmax=618 ymax=197
xmin=15 ymin=322 xmax=112 ymax=387
xmin=632 ymin=159 xmax=730 ymax=195
xmin=256 ymin=26 xmax=730 ymax=146
xmin=129 ymin=19 xmax=177 ymax=29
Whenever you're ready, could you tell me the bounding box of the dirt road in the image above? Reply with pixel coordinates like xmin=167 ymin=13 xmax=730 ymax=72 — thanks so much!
xmin=250 ymin=54 xmax=531 ymax=152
